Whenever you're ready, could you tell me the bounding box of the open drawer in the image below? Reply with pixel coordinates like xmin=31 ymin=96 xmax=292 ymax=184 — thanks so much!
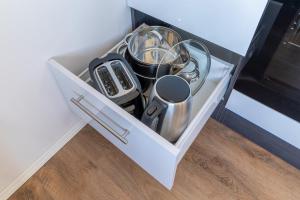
xmin=49 ymin=35 xmax=233 ymax=189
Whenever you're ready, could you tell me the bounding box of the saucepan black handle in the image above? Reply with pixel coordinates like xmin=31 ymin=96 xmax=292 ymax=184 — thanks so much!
xmin=141 ymin=97 xmax=167 ymax=131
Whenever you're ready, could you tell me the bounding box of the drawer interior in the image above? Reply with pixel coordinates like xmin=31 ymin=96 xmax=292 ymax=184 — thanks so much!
xmin=52 ymin=40 xmax=233 ymax=147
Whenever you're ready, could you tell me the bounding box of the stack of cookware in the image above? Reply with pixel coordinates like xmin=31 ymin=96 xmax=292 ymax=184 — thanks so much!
xmin=89 ymin=25 xmax=211 ymax=143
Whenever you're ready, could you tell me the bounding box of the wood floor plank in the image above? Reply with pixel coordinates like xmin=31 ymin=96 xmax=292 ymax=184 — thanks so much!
xmin=8 ymin=119 xmax=300 ymax=200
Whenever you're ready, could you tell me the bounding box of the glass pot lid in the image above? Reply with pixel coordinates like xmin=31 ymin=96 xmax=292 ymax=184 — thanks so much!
xmin=156 ymin=39 xmax=211 ymax=96
xmin=127 ymin=26 xmax=182 ymax=65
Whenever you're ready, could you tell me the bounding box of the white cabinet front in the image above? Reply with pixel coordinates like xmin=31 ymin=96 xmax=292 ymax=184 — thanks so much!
xmin=128 ymin=0 xmax=268 ymax=56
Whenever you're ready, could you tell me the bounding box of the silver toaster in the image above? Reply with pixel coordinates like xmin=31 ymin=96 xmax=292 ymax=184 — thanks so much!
xmin=89 ymin=53 xmax=142 ymax=106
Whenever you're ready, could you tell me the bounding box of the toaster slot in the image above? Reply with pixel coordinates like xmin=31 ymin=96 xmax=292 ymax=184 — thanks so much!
xmin=111 ymin=61 xmax=133 ymax=90
xmin=96 ymin=66 xmax=119 ymax=96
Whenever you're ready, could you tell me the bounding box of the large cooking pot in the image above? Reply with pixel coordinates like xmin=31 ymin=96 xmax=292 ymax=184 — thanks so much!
xmin=127 ymin=26 xmax=182 ymax=80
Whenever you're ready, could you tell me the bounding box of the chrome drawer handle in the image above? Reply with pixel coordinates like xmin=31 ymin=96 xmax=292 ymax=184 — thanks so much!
xmin=71 ymin=96 xmax=128 ymax=144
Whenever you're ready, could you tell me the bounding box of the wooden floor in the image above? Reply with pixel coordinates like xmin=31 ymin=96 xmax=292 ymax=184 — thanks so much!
xmin=9 ymin=119 xmax=300 ymax=200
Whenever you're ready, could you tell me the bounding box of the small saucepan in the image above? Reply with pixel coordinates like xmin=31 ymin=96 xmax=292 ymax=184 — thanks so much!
xmin=156 ymin=39 xmax=211 ymax=96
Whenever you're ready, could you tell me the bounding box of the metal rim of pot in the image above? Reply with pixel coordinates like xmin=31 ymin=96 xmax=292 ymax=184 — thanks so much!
xmin=127 ymin=26 xmax=182 ymax=65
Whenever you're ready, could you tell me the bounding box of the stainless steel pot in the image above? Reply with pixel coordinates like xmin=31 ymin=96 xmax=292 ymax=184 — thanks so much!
xmin=141 ymin=75 xmax=192 ymax=142
xmin=127 ymin=26 xmax=182 ymax=79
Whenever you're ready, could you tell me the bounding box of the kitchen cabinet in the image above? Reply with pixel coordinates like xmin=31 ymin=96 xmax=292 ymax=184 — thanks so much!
xmin=128 ymin=0 xmax=269 ymax=56
xmin=48 ymin=0 xmax=267 ymax=189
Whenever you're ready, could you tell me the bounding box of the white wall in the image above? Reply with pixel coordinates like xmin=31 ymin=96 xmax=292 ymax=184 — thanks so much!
xmin=0 ymin=0 xmax=131 ymax=198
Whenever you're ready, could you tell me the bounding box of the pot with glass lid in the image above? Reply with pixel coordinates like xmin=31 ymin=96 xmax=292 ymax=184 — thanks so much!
xmin=125 ymin=26 xmax=182 ymax=91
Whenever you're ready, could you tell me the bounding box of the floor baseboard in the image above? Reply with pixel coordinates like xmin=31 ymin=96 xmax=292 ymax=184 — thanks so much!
xmin=0 ymin=120 xmax=87 ymax=200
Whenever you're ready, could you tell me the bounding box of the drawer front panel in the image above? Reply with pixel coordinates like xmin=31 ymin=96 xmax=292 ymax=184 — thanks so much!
xmin=89 ymin=118 xmax=177 ymax=189
xmin=49 ymin=60 xmax=178 ymax=189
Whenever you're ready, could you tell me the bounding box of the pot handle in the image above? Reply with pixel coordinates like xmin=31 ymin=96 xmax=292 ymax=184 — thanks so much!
xmin=190 ymin=57 xmax=200 ymax=82
xmin=141 ymin=97 xmax=167 ymax=132
xmin=177 ymin=56 xmax=200 ymax=83
xmin=116 ymin=33 xmax=133 ymax=54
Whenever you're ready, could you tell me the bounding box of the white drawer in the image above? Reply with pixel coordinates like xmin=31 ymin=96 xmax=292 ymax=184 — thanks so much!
xmin=49 ymin=43 xmax=233 ymax=189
